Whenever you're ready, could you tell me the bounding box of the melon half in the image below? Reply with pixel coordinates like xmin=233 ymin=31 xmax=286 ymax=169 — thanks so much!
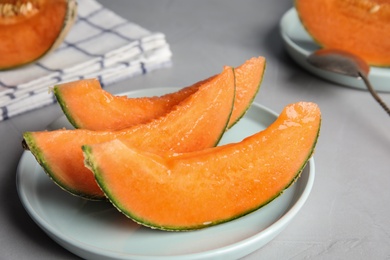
xmin=295 ymin=0 xmax=390 ymax=66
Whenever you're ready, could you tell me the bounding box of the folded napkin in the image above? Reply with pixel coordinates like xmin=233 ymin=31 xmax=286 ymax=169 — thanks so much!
xmin=0 ymin=0 xmax=172 ymax=121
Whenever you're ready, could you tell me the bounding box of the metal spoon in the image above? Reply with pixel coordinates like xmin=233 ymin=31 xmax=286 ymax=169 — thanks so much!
xmin=307 ymin=49 xmax=390 ymax=116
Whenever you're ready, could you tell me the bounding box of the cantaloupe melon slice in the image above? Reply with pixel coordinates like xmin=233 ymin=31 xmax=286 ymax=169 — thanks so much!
xmin=53 ymin=57 xmax=266 ymax=130
xmin=23 ymin=66 xmax=235 ymax=200
xmin=228 ymin=56 xmax=265 ymax=128
xmin=54 ymin=78 xmax=204 ymax=131
xmin=295 ymin=0 xmax=390 ymax=66
xmin=83 ymin=102 xmax=321 ymax=231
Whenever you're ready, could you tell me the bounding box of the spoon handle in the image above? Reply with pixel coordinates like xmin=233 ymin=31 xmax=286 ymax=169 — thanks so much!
xmin=358 ymin=72 xmax=390 ymax=116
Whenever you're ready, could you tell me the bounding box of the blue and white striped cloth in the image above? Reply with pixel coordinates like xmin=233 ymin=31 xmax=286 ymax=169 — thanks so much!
xmin=0 ymin=0 xmax=172 ymax=121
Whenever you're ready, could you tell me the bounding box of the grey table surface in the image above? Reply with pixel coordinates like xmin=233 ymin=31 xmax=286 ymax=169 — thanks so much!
xmin=1 ymin=0 xmax=390 ymax=259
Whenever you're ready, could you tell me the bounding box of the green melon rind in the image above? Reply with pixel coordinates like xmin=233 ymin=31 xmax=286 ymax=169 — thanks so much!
xmin=228 ymin=61 xmax=266 ymax=129
xmin=53 ymin=85 xmax=80 ymax=129
xmin=0 ymin=0 xmax=78 ymax=71
xmin=83 ymin=118 xmax=320 ymax=231
xmin=214 ymin=66 xmax=236 ymax=144
xmin=23 ymin=132 xmax=105 ymax=201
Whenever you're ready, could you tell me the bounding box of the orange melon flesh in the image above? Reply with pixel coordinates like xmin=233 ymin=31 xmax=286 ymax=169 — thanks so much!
xmin=54 ymin=78 xmax=208 ymax=131
xmin=295 ymin=0 xmax=390 ymax=66
xmin=228 ymin=56 xmax=265 ymax=128
xmin=0 ymin=0 xmax=77 ymax=69
xmin=83 ymin=102 xmax=321 ymax=231
xmin=23 ymin=66 xmax=235 ymax=200
xmin=53 ymin=57 xmax=266 ymax=131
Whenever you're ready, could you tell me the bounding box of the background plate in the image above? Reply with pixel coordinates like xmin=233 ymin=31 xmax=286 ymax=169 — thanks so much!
xmin=279 ymin=8 xmax=390 ymax=92
xmin=17 ymin=88 xmax=315 ymax=260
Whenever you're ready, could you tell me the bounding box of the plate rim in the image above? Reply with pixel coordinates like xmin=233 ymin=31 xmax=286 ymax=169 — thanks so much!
xmin=16 ymin=88 xmax=316 ymax=260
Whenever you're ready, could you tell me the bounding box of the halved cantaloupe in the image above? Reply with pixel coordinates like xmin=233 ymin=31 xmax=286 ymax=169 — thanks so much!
xmin=23 ymin=66 xmax=235 ymax=200
xmin=82 ymin=102 xmax=321 ymax=231
xmin=53 ymin=57 xmax=266 ymax=131
xmin=295 ymin=0 xmax=390 ymax=66
xmin=0 ymin=0 xmax=77 ymax=70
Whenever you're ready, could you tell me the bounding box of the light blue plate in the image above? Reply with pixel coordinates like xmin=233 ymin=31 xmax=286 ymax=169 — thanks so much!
xmin=17 ymin=88 xmax=315 ymax=260
xmin=280 ymin=8 xmax=390 ymax=92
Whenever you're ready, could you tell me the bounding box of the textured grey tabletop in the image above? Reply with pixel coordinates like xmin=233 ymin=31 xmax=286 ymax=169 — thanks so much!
xmin=1 ymin=0 xmax=390 ymax=259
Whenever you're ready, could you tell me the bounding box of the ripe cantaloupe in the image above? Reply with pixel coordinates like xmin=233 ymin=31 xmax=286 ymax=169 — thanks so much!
xmin=0 ymin=0 xmax=77 ymax=70
xmin=23 ymin=66 xmax=235 ymax=200
xmin=83 ymin=102 xmax=321 ymax=231
xmin=54 ymin=78 xmax=207 ymax=131
xmin=53 ymin=57 xmax=266 ymax=130
xmin=295 ymin=0 xmax=390 ymax=66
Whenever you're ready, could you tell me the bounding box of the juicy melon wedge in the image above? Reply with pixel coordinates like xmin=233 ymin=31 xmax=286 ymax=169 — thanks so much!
xmin=53 ymin=57 xmax=266 ymax=131
xmin=228 ymin=56 xmax=265 ymax=128
xmin=23 ymin=66 xmax=235 ymax=200
xmin=54 ymin=78 xmax=203 ymax=131
xmin=83 ymin=102 xmax=321 ymax=231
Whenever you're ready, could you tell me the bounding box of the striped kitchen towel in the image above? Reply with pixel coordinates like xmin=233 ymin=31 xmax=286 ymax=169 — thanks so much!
xmin=0 ymin=0 xmax=172 ymax=121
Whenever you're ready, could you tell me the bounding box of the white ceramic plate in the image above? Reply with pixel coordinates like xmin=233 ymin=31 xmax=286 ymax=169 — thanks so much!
xmin=17 ymin=88 xmax=315 ymax=260
xmin=279 ymin=8 xmax=390 ymax=92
